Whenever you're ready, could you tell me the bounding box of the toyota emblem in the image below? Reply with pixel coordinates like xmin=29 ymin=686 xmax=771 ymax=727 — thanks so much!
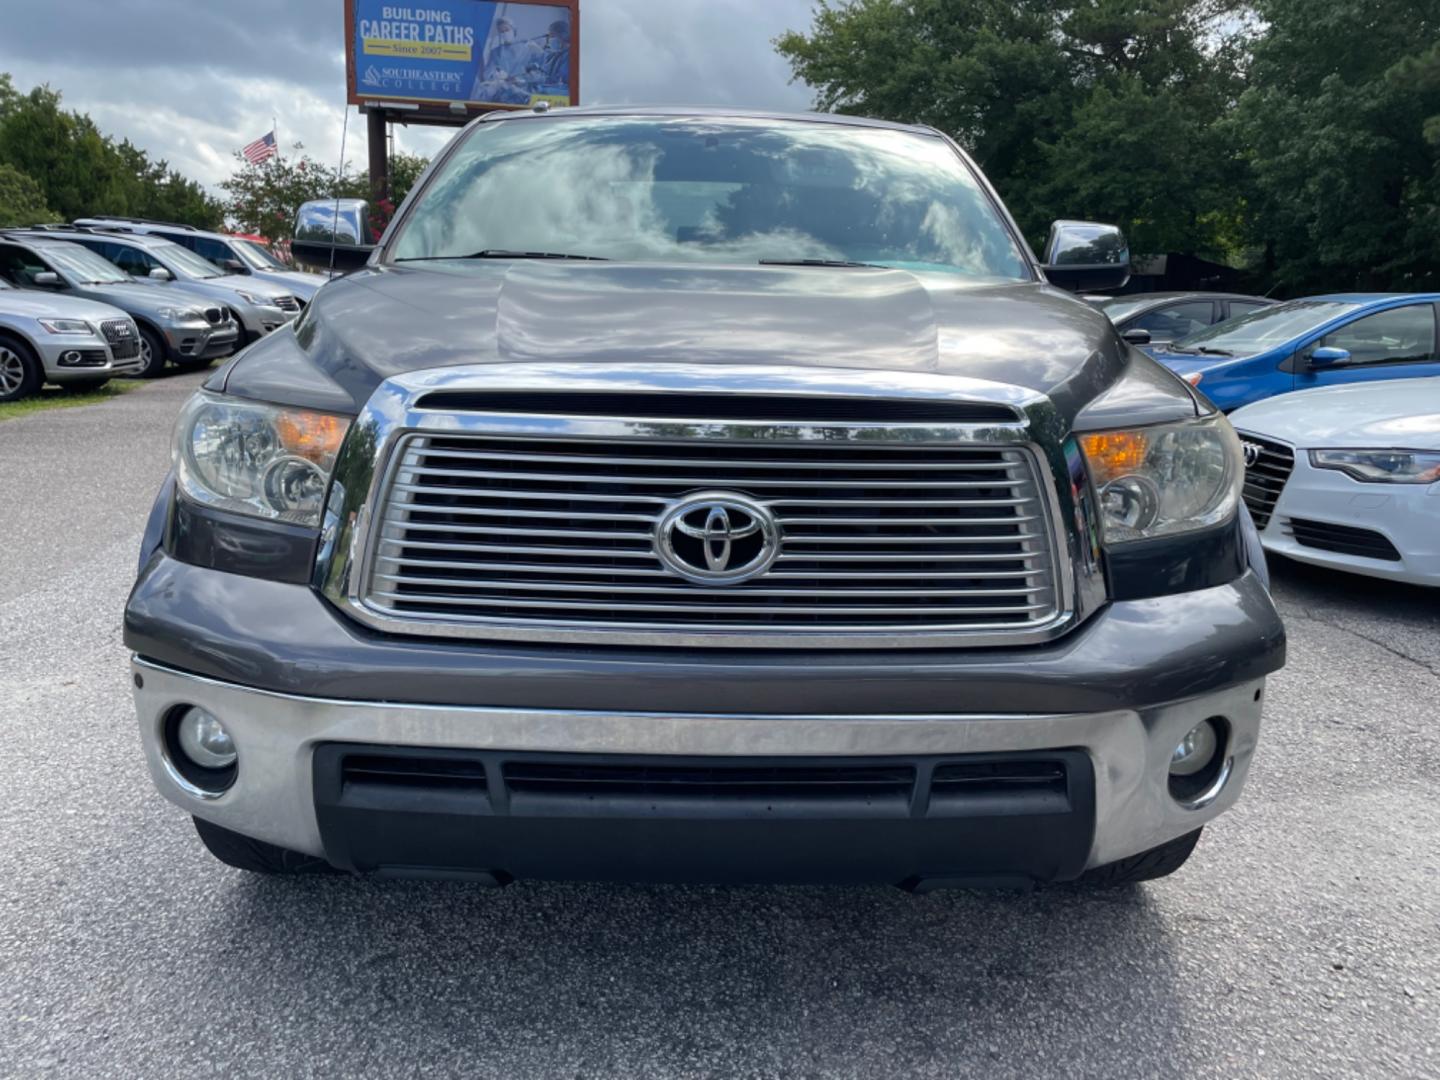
xmin=655 ymin=492 xmax=780 ymax=584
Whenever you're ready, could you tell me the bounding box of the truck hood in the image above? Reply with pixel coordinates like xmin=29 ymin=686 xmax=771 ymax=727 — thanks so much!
xmin=1230 ymin=377 xmax=1440 ymax=449
xmin=220 ymin=260 xmax=1190 ymax=425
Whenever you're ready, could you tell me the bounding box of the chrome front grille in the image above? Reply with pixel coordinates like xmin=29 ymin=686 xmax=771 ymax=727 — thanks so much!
xmin=1236 ymin=432 xmax=1295 ymax=529
xmin=203 ymin=307 xmax=224 ymax=325
xmin=358 ymin=430 xmax=1064 ymax=645
xmin=274 ymin=295 xmax=301 ymax=312
xmin=99 ymin=318 xmax=139 ymax=358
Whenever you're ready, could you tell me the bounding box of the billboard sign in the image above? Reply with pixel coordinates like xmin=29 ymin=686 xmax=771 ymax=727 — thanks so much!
xmin=346 ymin=0 xmax=578 ymax=113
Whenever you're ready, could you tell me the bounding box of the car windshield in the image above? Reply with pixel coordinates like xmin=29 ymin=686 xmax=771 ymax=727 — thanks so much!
xmin=235 ymin=239 xmax=288 ymax=271
xmin=1095 ymin=297 xmax=1158 ymax=322
xmin=155 ymin=241 xmax=226 ymax=280
xmin=43 ymin=244 xmax=132 ymax=285
xmin=389 ymin=116 xmax=1031 ymax=280
xmin=1170 ymin=299 xmax=1362 ymax=356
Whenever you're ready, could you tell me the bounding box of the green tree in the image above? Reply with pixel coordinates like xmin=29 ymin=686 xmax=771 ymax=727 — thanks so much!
xmin=1235 ymin=0 xmax=1440 ymax=291
xmin=0 ymin=74 xmax=222 ymax=228
xmin=776 ymin=1 xmax=1248 ymax=258
xmin=0 ymin=163 xmax=57 ymax=226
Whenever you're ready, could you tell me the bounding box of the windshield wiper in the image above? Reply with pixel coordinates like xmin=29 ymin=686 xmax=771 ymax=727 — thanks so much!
xmin=396 ymin=250 xmax=609 ymax=262
xmin=759 ymin=258 xmax=886 ymax=269
xmin=1194 ymin=346 xmax=1234 ymax=357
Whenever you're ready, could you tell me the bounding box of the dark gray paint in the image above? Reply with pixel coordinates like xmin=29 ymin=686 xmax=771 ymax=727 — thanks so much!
xmin=125 ymin=554 xmax=1284 ymax=716
xmin=218 ymin=261 xmax=1198 ymax=430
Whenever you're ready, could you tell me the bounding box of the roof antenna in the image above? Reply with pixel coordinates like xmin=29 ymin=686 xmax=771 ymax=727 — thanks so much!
xmin=330 ymin=104 xmax=352 ymax=277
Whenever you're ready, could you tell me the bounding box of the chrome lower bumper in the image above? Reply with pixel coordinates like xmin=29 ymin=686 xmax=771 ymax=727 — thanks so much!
xmin=132 ymin=658 xmax=1266 ymax=871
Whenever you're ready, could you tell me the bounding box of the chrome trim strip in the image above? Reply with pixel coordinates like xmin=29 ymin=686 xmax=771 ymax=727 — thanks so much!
xmin=315 ymin=363 xmax=1106 ymax=648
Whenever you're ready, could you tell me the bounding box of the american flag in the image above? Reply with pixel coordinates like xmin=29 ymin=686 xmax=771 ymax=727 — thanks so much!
xmin=241 ymin=131 xmax=278 ymax=166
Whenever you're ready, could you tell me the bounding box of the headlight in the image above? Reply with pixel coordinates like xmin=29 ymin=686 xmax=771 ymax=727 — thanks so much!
xmin=1080 ymin=415 xmax=1243 ymax=543
xmin=1310 ymin=449 xmax=1440 ymax=484
xmin=38 ymin=318 xmax=92 ymax=335
xmin=173 ymin=391 xmax=352 ymax=527
xmin=156 ymin=306 xmax=202 ymax=321
xmin=234 ymin=291 xmax=266 ymax=305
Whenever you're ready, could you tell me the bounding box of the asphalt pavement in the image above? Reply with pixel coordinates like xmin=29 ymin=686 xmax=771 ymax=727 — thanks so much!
xmin=0 ymin=371 xmax=1436 ymax=1079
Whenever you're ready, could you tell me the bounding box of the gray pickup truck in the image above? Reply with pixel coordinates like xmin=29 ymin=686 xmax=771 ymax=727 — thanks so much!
xmin=127 ymin=107 xmax=1285 ymax=890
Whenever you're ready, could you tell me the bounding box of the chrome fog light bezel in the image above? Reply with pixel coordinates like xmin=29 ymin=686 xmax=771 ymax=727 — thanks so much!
xmin=162 ymin=705 xmax=238 ymax=798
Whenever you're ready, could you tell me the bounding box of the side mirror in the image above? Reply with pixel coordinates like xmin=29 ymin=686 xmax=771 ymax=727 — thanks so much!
xmin=148 ymin=267 xmax=173 ymax=281
xmin=221 ymin=259 xmax=248 ymax=274
xmin=1121 ymin=327 xmax=1152 ymax=346
xmin=31 ymin=271 xmax=62 ymax=288
xmin=1307 ymin=346 xmax=1350 ymax=368
xmin=293 ymin=197 xmax=378 ymax=276
xmin=1042 ymin=220 xmax=1130 ymax=293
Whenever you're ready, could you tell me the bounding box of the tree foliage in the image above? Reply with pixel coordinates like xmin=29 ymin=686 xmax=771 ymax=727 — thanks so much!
xmin=777 ymin=0 xmax=1440 ymax=291
xmin=220 ymin=148 xmax=429 ymax=239
xmin=0 ymin=163 xmax=57 ymax=227
xmin=0 ymin=73 xmax=222 ymax=228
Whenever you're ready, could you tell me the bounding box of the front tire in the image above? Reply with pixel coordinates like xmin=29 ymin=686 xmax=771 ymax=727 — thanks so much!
xmin=134 ymin=325 xmax=168 ymax=378
xmin=193 ymin=817 xmax=336 ymax=875
xmin=1076 ymin=828 xmax=1203 ymax=888
xmin=0 ymin=335 xmax=42 ymax=402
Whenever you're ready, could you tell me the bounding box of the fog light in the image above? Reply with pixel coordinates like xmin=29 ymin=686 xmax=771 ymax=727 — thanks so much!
xmin=1170 ymin=720 xmax=1219 ymax=777
xmin=176 ymin=706 xmax=237 ymax=770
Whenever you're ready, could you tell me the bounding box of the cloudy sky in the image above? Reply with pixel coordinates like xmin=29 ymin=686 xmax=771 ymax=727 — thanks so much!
xmin=0 ymin=0 xmax=820 ymax=191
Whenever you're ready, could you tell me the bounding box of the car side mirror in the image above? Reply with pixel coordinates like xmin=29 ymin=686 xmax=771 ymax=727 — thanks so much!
xmin=292 ymin=197 xmax=378 ymax=276
xmin=31 ymin=271 xmax=62 ymax=288
xmin=1307 ymin=346 xmax=1350 ymax=368
xmin=1041 ymin=220 xmax=1130 ymax=293
xmin=1121 ymin=327 xmax=1152 ymax=346
xmin=148 ymin=267 xmax=173 ymax=281
xmin=222 ymin=259 xmax=248 ymax=274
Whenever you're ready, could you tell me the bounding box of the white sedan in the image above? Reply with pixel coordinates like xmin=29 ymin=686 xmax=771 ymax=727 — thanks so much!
xmin=1229 ymin=378 xmax=1440 ymax=585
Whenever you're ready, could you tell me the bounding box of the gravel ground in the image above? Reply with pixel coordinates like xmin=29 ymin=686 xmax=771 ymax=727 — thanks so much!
xmin=0 ymin=371 xmax=1436 ymax=1079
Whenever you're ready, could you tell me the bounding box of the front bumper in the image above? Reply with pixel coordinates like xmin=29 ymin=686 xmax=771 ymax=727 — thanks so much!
xmin=164 ymin=321 xmax=239 ymax=361
xmin=235 ymin=305 xmax=297 ymax=337
xmin=128 ymin=552 xmax=1284 ymax=882
xmin=34 ymin=335 xmax=134 ymax=381
xmin=1258 ymin=451 xmax=1440 ymax=585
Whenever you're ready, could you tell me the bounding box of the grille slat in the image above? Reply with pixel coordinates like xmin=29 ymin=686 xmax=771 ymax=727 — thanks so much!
xmin=362 ymin=426 xmax=1063 ymax=639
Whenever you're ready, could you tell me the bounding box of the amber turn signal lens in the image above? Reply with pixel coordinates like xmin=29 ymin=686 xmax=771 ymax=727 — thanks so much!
xmin=276 ymin=411 xmax=349 ymax=462
xmin=1079 ymin=430 xmax=1149 ymax=482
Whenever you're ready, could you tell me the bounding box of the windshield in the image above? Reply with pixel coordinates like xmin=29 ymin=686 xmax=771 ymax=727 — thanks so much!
xmin=155 ymin=241 xmax=226 ymax=280
xmin=1171 ymin=299 xmax=1362 ymax=356
xmin=390 ymin=117 xmax=1031 ymax=279
xmin=235 ymin=239 xmax=289 ymax=271
xmin=43 ymin=244 xmax=132 ymax=285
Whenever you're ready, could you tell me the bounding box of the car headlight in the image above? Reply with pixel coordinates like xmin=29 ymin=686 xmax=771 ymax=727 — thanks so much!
xmin=156 ymin=306 xmax=202 ymax=321
xmin=1080 ymin=415 xmax=1243 ymax=543
xmin=173 ymin=391 xmax=352 ymax=527
xmin=38 ymin=318 xmax=93 ymax=335
xmin=1310 ymin=449 xmax=1440 ymax=484
xmin=234 ymin=291 xmax=267 ymax=306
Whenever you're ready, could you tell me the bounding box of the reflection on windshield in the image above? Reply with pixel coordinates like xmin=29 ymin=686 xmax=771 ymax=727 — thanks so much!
xmin=390 ymin=117 xmax=1030 ymax=280
xmin=1172 ymin=300 xmax=1360 ymax=355
xmin=1096 ymin=298 xmax=1151 ymax=322
xmin=237 ymin=239 xmax=287 ymax=271
xmin=156 ymin=241 xmax=225 ymax=280
xmin=43 ymin=245 xmax=131 ymax=284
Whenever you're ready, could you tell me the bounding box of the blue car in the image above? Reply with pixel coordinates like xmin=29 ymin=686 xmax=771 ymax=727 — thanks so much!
xmin=1150 ymin=293 xmax=1440 ymax=411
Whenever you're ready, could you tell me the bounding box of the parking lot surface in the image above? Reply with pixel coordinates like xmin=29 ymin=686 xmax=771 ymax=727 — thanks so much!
xmin=1 ymin=373 xmax=1437 ymax=1079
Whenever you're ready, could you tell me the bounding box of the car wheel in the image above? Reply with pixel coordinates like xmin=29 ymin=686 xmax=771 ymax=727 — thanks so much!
xmin=134 ymin=325 xmax=168 ymax=378
xmin=192 ymin=817 xmax=337 ymax=875
xmin=0 ymin=335 xmax=42 ymax=403
xmin=1075 ymin=828 xmax=1203 ymax=888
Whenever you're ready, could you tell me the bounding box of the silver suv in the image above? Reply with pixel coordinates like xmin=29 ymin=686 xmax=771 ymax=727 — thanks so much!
xmin=0 ymin=234 xmax=238 ymax=378
xmin=0 ymin=277 xmax=142 ymax=400
xmin=22 ymin=228 xmax=300 ymax=344
xmin=74 ymin=217 xmax=328 ymax=303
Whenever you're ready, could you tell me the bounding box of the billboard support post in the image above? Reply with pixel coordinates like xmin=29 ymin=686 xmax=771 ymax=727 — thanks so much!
xmin=366 ymin=110 xmax=389 ymax=205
